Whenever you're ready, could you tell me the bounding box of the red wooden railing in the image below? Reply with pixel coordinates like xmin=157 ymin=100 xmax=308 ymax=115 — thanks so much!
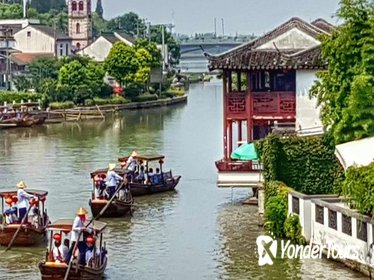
xmin=252 ymin=91 xmax=295 ymax=115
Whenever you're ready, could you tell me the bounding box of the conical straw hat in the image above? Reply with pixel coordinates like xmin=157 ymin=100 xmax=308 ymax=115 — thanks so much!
xmin=108 ymin=163 xmax=116 ymax=171
xmin=76 ymin=207 xmax=88 ymax=215
xmin=17 ymin=181 xmax=27 ymax=189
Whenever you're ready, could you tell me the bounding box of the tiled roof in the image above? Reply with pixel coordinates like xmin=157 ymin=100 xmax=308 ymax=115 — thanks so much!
xmin=10 ymin=52 xmax=54 ymax=65
xmin=101 ymin=31 xmax=135 ymax=45
xmin=207 ymin=17 xmax=331 ymax=70
xmin=311 ymin=18 xmax=336 ymax=33
xmin=28 ymin=24 xmax=70 ymax=40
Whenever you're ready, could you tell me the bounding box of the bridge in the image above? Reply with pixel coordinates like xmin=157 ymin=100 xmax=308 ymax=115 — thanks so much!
xmin=178 ymin=40 xmax=244 ymax=72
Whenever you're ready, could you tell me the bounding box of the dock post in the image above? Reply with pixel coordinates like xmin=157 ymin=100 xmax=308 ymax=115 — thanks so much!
xmin=257 ymin=182 xmax=265 ymax=226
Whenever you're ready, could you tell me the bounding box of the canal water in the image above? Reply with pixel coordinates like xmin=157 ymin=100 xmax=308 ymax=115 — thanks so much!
xmin=0 ymin=80 xmax=367 ymax=280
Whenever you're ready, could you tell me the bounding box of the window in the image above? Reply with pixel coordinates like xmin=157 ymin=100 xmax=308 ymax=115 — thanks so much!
xmin=66 ymin=43 xmax=69 ymax=55
xmin=76 ymin=23 xmax=80 ymax=34
xmin=27 ymin=31 xmax=31 ymax=37
xmin=250 ymin=70 xmax=295 ymax=92
xmin=79 ymin=1 xmax=84 ymax=11
xmin=72 ymin=1 xmax=77 ymax=11
xmin=76 ymin=42 xmax=81 ymax=49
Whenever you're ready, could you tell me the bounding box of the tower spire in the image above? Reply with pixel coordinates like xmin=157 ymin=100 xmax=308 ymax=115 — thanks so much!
xmin=95 ymin=0 xmax=103 ymax=19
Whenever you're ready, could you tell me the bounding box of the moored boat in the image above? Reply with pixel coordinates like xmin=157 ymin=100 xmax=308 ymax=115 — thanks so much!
xmin=0 ymin=189 xmax=49 ymax=247
xmin=38 ymin=219 xmax=108 ymax=280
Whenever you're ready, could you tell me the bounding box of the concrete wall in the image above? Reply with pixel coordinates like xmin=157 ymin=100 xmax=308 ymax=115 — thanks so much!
xmin=14 ymin=26 xmax=54 ymax=53
xmin=295 ymin=70 xmax=323 ymax=132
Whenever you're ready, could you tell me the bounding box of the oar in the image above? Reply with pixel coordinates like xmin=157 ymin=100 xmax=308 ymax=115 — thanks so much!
xmin=5 ymin=204 xmax=33 ymax=252
xmin=63 ymin=179 xmax=127 ymax=280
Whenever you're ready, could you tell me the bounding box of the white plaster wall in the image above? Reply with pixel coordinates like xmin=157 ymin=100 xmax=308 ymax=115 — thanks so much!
xmin=14 ymin=26 xmax=54 ymax=53
xmin=296 ymin=70 xmax=323 ymax=131
xmin=256 ymin=28 xmax=320 ymax=50
xmin=79 ymin=37 xmax=112 ymax=62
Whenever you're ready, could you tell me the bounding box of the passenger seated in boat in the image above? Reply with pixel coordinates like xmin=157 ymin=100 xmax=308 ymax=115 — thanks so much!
xmin=106 ymin=164 xmax=123 ymax=199
xmin=151 ymin=168 xmax=162 ymax=184
xmin=31 ymin=207 xmax=40 ymax=227
xmin=136 ymin=165 xmax=145 ymax=183
xmin=146 ymin=168 xmax=154 ymax=184
xmin=52 ymin=234 xmax=65 ymax=263
xmin=4 ymin=208 xmax=16 ymax=224
xmin=94 ymin=175 xmax=107 ymax=199
xmin=61 ymin=238 xmax=69 ymax=262
xmin=84 ymin=236 xmax=98 ymax=267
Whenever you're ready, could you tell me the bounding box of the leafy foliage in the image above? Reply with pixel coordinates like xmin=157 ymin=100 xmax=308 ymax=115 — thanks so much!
xmin=30 ymin=0 xmax=66 ymax=13
xmin=107 ymin=12 xmax=145 ymax=36
xmin=0 ymin=3 xmax=22 ymax=19
xmin=104 ymin=41 xmax=139 ymax=86
xmin=310 ymin=0 xmax=374 ymax=144
xmin=284 ymin=214 xmax=305 ymax=245
xmin=342 ymin=162 xmax=374 ymax=216
xmin=0 ymin=91 xmax=42 ymax=103
xmin=256 ymin=134 xmax=344 ymax=195
xmin=264 ymin=181 xmax=290 ymax=238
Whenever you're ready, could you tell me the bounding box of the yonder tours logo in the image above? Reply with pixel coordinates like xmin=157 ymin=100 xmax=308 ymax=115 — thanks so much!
xmin=256 ymin=235 xmax=360 ymax=266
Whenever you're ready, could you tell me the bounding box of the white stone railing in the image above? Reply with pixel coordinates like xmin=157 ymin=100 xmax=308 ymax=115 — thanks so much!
xmin=287 ymin=191 xmax=339 ymax=242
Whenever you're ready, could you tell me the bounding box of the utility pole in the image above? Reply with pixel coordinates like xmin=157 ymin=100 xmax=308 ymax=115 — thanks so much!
xmin=214 ymin=18 xmax=217 ymax=38
xmin=221 ymin=18 xmax=225 ymax=37
xmin=5 ymin=29 xmax=11 ymax=91
xmin=159 ymin=25 xmax=165 ymax=96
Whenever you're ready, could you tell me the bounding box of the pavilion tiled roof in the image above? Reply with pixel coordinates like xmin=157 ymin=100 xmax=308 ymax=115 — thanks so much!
xmin=10 ymin=52 xmax=54 ymax=65
xmin=207 ymin=17 xmax=333 ymax=71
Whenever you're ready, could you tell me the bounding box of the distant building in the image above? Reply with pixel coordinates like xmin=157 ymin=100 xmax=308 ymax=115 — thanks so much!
xmin=207 ymin=17 xmax=335 ymax=175
xmin=14 ymin=24 xmax=72 ymax=57
xmin=78 ymin=32 xmax=135 ymax=62
xmin=68 ymin=0 xmax=92 ymax=51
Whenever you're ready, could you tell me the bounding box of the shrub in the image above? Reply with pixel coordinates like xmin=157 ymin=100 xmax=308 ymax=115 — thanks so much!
xmin=257 ymin=134 xmax=344 ymax=195
xmin=342 ymin=162 xmax=374 ymax=216
xmin=264 ymin=180 xmax=291 ymax=238
xmin=49 ymin=101 xmax=75 ymax=110
xmin=264 ymin=195 xmax=288 ymax=238
xmin=162 ymin=88 xmax=185 ymax=98
xmin=0 ymin=91 xmax=42 ymax=104
xmin=131 ymin=94 xmax=158 ymax=102
xmin=284 ymin=214 xmax=305 ymax=245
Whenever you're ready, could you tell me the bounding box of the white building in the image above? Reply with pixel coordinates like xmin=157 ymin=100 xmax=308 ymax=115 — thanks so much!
xmin=14 ymin=24 xmax=72 ymax=57
xmin=78 ymin=32 xmax=135 ymax=62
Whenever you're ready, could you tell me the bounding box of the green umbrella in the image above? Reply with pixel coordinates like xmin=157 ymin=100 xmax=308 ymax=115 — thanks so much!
xmin=231 ymin=143 xmax=258 ymax=161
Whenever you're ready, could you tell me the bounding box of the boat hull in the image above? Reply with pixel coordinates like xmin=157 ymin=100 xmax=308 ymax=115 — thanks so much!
xmin=129 ymin=176 xmax=181 ymax=196
xmin=89 ymin=199 xmax=132 ymax=218
xmin=39 ymin=259 xmax=107 ymax=280
xmin=0 ymin=224 xmax=47 ymax=247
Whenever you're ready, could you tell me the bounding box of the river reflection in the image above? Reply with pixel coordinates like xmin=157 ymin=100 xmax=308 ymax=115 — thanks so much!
xmin=0 ymin=81 xmax=368 ymax=280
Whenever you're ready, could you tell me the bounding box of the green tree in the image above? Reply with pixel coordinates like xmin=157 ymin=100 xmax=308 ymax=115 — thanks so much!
xmin=149 ymin=25 xmax=180 ymax=65
xmin=104 ymin=41 xmax=139 ymax=86
xmin=135 ymin=39 xmax=161 ymax=68
xmin=28 ymin=56 xmax=61 ymax=91
xmin=92 ymin=12 xmax=108 ymax=37
xmin=95 ymin=0 xmax=103 ymax=19
xmin=107 ymin=12 xmax=145 ymax=36
xmin=0 ymin=3 xmax=22 ymax=19
xmin=30 ymin=0 xmax=66 ymax=14
xmin=310 ymin=0 xmax=374 ymax=144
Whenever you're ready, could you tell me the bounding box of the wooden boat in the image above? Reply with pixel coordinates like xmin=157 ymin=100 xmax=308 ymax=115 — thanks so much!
xmin=0 ymin=189 xmax=49 ymax=247
xmin=0 ymin=102 xmax=46 ymax=129
xmin=38 ymin=219 xmax=108 ymax=280
xmin=90 ymin=154 xmax=182 ymax=197
xmin=88 ymin=177 xmax=134 ymax=217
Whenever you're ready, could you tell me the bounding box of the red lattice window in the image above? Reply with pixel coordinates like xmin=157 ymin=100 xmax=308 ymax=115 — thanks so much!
xmin=72 ymin=1 xmax=77 ymax=11
xmin=227 ymin=95 xmax=246 ymax=113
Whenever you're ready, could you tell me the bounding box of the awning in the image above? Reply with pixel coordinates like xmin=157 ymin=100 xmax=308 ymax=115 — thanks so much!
xmin=335 ymin=136 xmax=374 ymax=170
xmin=231 ymin=143 xmax=258 ymax=161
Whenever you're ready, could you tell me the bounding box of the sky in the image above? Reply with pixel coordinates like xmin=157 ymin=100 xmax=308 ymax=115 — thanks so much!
xmin=100 ymin=0 xmax=341 ymax=36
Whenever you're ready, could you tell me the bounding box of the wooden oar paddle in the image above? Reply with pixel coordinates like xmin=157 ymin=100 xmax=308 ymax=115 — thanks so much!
xmin=5 ymin=204 xmax=33 ymax=252
xmin=63 ymin=179 xmax=127 ymax=280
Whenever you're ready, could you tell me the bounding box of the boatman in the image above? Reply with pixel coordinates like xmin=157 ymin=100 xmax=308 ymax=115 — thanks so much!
xmin=16 ymin=181 xmax=35 ymax=223
xmin=106 ymin=163 xmax=123 ymax=199
xmin=123 ymin=151 xmax=138 ymax=182
xmin=66 ymin=207 xmax=91 ymax=263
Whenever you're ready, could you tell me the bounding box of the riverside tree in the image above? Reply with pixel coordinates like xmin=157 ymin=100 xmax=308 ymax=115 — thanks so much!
xmin=104 ymin=41 xmax=140 ymax=87
xmin=310 ymin=0 xmax=374 ymax=144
